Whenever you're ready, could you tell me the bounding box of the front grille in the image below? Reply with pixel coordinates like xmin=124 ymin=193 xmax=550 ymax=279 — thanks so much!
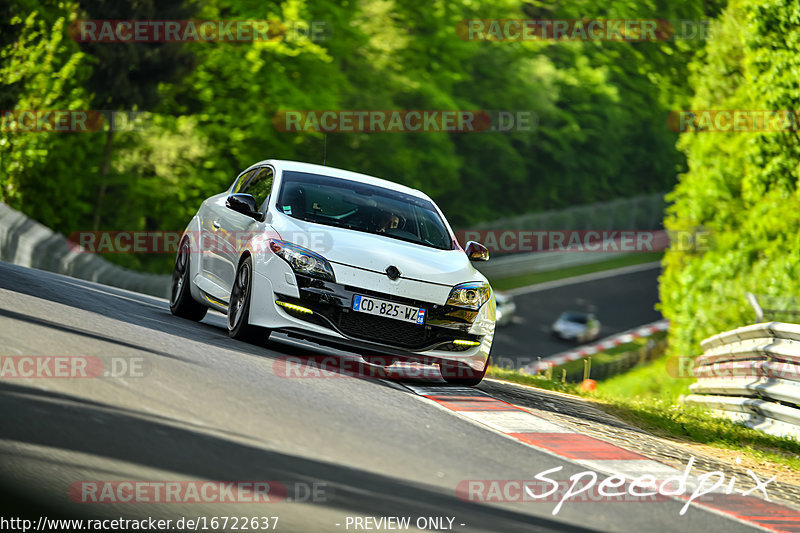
xmin=336 ymin=310 xmax=433 ymax=349
xmin=282 ymin=277 xmax=481 ymax=350
xmin=438 ymin=342 xmax=473 ymax=352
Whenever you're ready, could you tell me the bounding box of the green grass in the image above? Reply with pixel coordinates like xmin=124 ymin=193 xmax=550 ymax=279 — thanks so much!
xmin=590 ymin=348 xmax=689 ymax=400
xmin=586 ymin=358 xmax=800 ymax=470
xmin=486 ymin=249 xmax=799 ymax=470
xmin=552 ymin=332 xmax=666 ymax=376
xmin=490 ymin=252 xmax=663 ymax=291
xmin=487 ymin=366 xmax=578 ymax=394
xmin=488 ymin=347 xmax=800 ymax=471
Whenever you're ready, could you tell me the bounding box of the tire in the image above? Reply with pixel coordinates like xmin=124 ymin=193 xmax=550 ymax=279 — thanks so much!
xmin=440 ymin=358 xmax=488 ymax=386
xmin=228 ymin=256 xmax=271 ymax=344
xmin=170 ymin=240 xmax=208 ymax=321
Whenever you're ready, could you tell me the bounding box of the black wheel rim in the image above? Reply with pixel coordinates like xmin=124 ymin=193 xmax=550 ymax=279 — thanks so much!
xmin=170 ymin=243 xmax=188 ymax=306
xmin=229 ymin=263 xmax=250 ymax=330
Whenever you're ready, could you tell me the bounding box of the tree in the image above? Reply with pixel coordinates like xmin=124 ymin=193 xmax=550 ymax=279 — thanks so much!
xmin=660 ymin=0 xmax=800 ymax=358
xmin=74 ymin=0 xmax=198 ymax=228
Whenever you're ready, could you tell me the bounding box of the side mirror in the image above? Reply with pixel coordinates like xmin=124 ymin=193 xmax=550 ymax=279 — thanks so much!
xmin=465 ymin=241 xmax=489 ymax=262
xmin=226 ymin=193 xmax=264 ymax=222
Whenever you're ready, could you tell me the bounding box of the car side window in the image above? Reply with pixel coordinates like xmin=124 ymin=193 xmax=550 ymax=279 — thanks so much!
xmin=232 ymin=170 xmax=256 ymax=194
xmin=244 ymin=167 xmax=274 ymax=208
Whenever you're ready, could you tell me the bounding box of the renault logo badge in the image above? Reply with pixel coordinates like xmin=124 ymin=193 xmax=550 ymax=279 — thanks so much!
xmin=385 ymin=265 xmax=401 ymax=280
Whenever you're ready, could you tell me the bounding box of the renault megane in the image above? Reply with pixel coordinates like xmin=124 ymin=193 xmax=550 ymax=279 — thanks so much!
xmin=169 ymin=160 xmax=495 ymax=385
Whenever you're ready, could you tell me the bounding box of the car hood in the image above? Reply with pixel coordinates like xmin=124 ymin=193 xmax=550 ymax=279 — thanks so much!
xmin=270 ymin=214 xmax=482 ymax=286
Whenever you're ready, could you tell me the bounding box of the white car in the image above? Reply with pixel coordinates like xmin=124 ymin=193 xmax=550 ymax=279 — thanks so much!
xmin=551 ymin=311 xmax=601 ymax=343
xmin=170 ymin=160 xmax=496 ymax=385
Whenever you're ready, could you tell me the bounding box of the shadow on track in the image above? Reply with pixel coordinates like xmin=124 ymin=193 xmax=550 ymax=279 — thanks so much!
xmin=0 ymin=381 xmax=600 ymax=533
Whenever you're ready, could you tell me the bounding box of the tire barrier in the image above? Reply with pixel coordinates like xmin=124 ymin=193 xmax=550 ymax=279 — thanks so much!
xmin=684 ymin=322 xmax=800 ymax=440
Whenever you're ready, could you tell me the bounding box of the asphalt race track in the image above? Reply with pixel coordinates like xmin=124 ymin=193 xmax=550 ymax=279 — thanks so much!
xmin=0 ymin=261 xmax=762 ymax=532
xmin=491 ymin=264 xmax=663 ymax=369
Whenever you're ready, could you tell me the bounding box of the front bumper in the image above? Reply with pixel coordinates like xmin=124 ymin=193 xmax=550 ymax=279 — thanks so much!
xmin=278 ymin=275 xmax=484 ymax=352
xmin=247 ymin=252 xmax=494 ymax=371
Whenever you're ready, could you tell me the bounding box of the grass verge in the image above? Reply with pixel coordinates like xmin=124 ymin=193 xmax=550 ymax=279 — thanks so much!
xmin=588 ymin=357 xmax=800 ymax=471
xmin=489 ymin=252 xmax=663 ymax=291
xmin=488 ymin=349 xmax=800 ymax=472
xmin=487 ymin=366 xmax=578 ymax=394
xmin=552 ymin=331 xmax=666 ymax=376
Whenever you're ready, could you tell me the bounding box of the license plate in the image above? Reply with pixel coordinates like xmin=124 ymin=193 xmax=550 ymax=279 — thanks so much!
xmin=352 ymin=294 xmax=426 ymax=325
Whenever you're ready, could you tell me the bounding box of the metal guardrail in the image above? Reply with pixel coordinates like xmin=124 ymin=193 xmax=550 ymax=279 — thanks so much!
xmin=0 ymin=202 xmax=170 ymax=298
xmin=475 ymin=247 xmax=635 ymax=280
xmin=466 ymin=193 xmax=667 ymax=280
xmin=684 ymin=322 xmax=800 ymax=440
xmin=522 ymin=319 xmax=669 ymax=374
xmin=747 ymin=291 xmax=800 ymax=323
xmin=469 ymin=193 xmax=666 ymax=232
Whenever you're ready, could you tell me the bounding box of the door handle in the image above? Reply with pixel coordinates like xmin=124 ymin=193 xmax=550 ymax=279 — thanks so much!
xmin=212 ymin=220 xmax=221 ymax=230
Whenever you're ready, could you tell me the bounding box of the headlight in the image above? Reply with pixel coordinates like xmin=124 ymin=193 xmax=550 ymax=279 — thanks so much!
xmin=446 ymin=281 xmax=491 ymax=310
xmin=269 ymin=239 xmax=335 ymax=282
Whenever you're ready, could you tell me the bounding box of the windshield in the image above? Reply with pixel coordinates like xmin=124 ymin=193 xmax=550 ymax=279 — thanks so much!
xmin=276 ymin=171 xmax=454 ymax=250
xmin=561 ymin=312 xmax=589 ymax=324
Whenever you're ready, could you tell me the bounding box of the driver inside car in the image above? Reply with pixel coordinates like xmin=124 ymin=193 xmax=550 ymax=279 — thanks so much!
xmin=376 ymin=211 xmax=400 ymax=233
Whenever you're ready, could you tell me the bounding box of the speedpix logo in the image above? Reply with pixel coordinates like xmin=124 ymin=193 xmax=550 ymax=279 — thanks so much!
xmin=458 ymin=457 xmax=775 ymax=516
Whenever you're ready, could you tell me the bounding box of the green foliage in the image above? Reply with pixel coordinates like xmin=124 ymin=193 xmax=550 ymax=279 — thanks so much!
xmin=585 ymin=354 xmax=800 ymax=470
xmin=2 ymin=0 xmax=712 ymax=273
xmin=486 ymin=366 xmax=579 ymax=394
xmin=0 ymin=6 xmax=96 ymax=227
xmin=660 ymin=0 xmax=800 ymax=358
xmin=489 ymin=353 xmax=800 ymax=470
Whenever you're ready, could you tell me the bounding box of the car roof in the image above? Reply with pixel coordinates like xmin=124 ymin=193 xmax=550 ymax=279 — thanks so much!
xmin=249 ymin=159 xmax=431 ymax=201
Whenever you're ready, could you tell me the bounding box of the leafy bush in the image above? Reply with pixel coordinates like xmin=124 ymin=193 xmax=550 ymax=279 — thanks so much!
xmin=660 ymin=0 xmax=800 ymax=358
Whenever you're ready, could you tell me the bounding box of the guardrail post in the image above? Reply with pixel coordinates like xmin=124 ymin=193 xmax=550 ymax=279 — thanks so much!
xmin=747 ymin=292 xmax=764 ymax=322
